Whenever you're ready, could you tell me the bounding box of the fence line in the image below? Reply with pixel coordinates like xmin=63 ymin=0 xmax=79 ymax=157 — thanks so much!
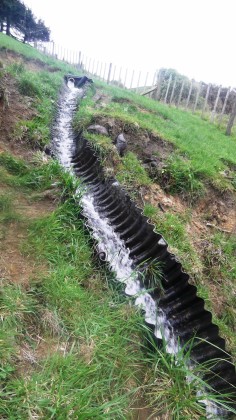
xmin=35 ymin=41 xmax=236 ymax=136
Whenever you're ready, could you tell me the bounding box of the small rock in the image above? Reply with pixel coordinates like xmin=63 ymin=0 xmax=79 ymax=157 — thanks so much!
xmin=44 ymin=146 xmax=55 ymax=158
xmin=87 ymin=124 xmax=108 ymax=136
xmin=162 ymin=197 xmax=173 ymax=207
xmin=114 ymin=133 xmax=127 ymax=157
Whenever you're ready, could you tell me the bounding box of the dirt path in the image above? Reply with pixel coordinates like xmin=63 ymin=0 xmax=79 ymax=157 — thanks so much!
xmin=0 ymin=191 xmax=55 ymax=287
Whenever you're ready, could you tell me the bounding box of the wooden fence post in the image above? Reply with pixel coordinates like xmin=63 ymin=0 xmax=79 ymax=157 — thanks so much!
xmin=136 ymin=71 xmax=141 ymax=93
xmin=144 ymin=71 xmax=149 ymax=88
xmin=153 ymin=70 xmax=163 ymax=100
xmin=210 ymin=85 xmax=222 ymax=123
xmin=152 ymin=70 xmax=157 ymax=86
xmin=91 ymin=59 xmax=95 ymax=75
xmin=73 ymin=51 xmax=75 ymax=65
xmin=103 ymin=63 xmax=107 ymax=81
xmin=164 ymin=74 xmax=172 ymax=103
xmin=177 ymin=80 xmax=184 ymax=107
xmin=88 ymin=58 xmax=91 ymax=73
xmin=193 ymin=82 xmax=202 ymax=113
xmin=99 ymin=62 xmax=103 ymax=79
xmin=185 ymin=79 xmax=193 ymax=110
xmin=219 ymin=87 xmax=231 ymax=125
xmin=96 ymin=61 xmax=99 ymax=76
xmin=69 ymin=49 xmax=72 ymax=63
xmin=130 ymin=70 xmax=135 ymax=89
xmin=107 ymin=63 xmax=112 ymax=84
xmin=117 ymin=67 xmax=121 ymax=85
xmin=226 ymin=93 xmax=236 ymax=135
xmin=124 ymin=68 xmax=128 ymax=88
xmin=169 ymin=78 xmax=176 ymax=104
xmin=202 ymin=83 xmax=211 ymax=117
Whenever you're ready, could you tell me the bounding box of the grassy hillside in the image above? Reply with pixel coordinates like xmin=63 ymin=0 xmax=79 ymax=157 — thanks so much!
xmin=1 ymin=33 xmax=236 ymax=418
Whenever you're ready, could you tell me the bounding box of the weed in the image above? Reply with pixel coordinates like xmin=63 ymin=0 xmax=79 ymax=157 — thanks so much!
xmin=138 ymin=258 xmax=165 ymax=293
xmin=143 ymin=203 xmax=158 ymax=218
xmin=0 ymin=152 xmax=28 ymax=176
xmin=0 ymin=193 xmax=19 ymax=224
xmin=18 ymin=73 xmax=42 ymax=97
xmin=84 ymin=131 xmax=114 ymax=158
xmin=144 ymin=337 xmax=236 ymax=419
xmin=158 ymin=155 xmax=204 ymax=199
xmin=116 ymin=151 xmax=151 ymax=190
xmin=7 ymin=61 xmax=25 ymax=76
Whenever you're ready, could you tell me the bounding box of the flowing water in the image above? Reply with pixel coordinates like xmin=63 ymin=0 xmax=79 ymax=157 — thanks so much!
xmin=51 ymin=80 xmax=226 ymax=419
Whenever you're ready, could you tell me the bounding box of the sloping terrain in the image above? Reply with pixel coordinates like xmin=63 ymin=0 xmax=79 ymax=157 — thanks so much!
xmin=1 ymin=33 xmax=236 ymax=418
xmin=73 ymin=82 xmax=236 ymax=360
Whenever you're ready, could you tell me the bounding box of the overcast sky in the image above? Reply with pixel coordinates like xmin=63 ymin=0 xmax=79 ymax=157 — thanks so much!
xmin=23 ymin=0 xmax=235 ymax=87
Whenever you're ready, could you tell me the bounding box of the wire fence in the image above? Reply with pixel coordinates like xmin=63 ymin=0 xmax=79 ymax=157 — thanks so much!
xmin=35 ymin=41 xmax=236 ymax=136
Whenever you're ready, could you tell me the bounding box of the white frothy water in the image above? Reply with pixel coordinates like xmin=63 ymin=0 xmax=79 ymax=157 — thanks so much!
xmin=52 ymin=81 xmax=228 ymax=418
xmin=81 ymin=191 xmax=179 ymax=353
xmin=52 ymin=81 xmax=83 ymax=169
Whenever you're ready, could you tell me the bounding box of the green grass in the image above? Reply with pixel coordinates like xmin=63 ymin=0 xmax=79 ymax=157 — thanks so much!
xmin=143 ymin=204 xmax=202 ymax=276
xmin=144 ymin=337 xmax=236 ymax=419
xmin=0 ymin=32 xmax=76 ymax=74
xmin=116 ymin=152 xmax=151 ymax=191
xmin=89 ymin=80 xmax=236 ymax=192
xmin=1 ymin=33 xmax=236 ymax=418
xmin=203 ymin=232 xmax=236 ymax=357
xmin=10 ymin=68 xmax=63 ymax=148
xmin=2 ymin=158 xmax=235 ymax=418
xmin=0 ymin=192 xmax=20 ymax=227
xmin=0 ymin=161 xmax=146 ymax=418
xmin=157 ymin=155 xmax=205 ymax=199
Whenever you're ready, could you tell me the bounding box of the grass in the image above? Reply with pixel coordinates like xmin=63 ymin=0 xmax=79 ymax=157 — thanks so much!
xmin=1 ymin=154 xmax=235 ymax=418
xmin=73 ymin=79 xmax=236 ymax=361
xmin=157 ymin=155 xmax=205 ymax=199
xmin=0 ymin=32 xmax=76 ymax=74
xmin=83 ymin=133 xmax=152 ymax=195
xmin=88 ymin=80 xmax=236 ymax=193
xmin=0 ymin=192 xmax=20 ymax=227
xmin=203 ymin=232 xmax=236 ymax=358
xmin=0 ymin=160 xmax=148 ymax=418
xmin=8 ymin=67 xmax=63 ymax=149
xmin=116 ymin=152 xmax=151 ymax=191
xmin=144 ymin=337 xmax=236 ymax=419
xmin=1 ymin=33 xmax=236 ymax=418
xmin=143 ymin=203 xmax=202 ymax=276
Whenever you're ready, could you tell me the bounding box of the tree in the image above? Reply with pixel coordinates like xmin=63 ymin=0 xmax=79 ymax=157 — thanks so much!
xmin=0 ymin=0 xmax=25 ymax=35
xmin=0 ymin=0 xmax=50 ymax=43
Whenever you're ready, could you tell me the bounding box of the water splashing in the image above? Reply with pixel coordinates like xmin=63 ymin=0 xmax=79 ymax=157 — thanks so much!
xmin=52 ymin=81 xmax=230 ymax=418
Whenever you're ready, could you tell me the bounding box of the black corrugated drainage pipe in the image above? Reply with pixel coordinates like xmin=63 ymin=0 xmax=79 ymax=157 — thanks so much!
xmin=52 ymin=76 xmax=236 ymax=418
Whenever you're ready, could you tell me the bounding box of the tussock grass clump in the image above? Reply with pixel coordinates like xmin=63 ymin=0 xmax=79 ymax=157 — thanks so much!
xmin=143 ymin=203 xmax=202 ymax=276
xmin=116 ymin=152 xmax=151 ymax=190
xmin=158 ymin=155 xmax=204 ymax=200
xmin=18 ymin=73 xmax=42 ymax=97
xmin=0 ymin=153 xmax=28 ymax=176
xmin=144 ymin=338 xmax=236 ymax=419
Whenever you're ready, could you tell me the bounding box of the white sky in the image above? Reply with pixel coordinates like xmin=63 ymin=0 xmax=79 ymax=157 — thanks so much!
xmin=23 ymin=0 xmax=236 ymax=87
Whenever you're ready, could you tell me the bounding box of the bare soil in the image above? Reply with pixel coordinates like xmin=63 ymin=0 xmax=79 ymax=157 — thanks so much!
xmin=0 ymin=72 xmax=37 ymax=160
xmin=92 ymin=113 xmax=236 ymax=234
xmin=0 ymin=55 xmax=59 ymax=376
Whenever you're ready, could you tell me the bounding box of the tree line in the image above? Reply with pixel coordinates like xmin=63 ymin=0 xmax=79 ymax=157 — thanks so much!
xmin=0 ymin=0 xmax=50 ymax=43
